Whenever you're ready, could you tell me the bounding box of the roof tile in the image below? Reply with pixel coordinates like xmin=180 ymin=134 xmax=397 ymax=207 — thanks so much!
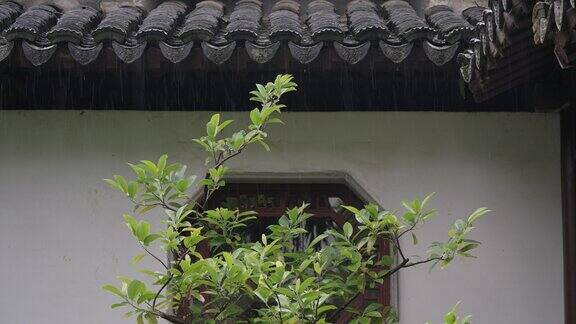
xmin=4 ymin=4 xmax=60 ymax=42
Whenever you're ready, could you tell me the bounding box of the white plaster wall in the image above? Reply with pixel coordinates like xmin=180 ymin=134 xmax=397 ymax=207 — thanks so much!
xmin=0 ymin=111 xmax=563 ymax=324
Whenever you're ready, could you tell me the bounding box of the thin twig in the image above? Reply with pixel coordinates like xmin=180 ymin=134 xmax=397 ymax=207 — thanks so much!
xmin=152 ymin=192 xmax=177 ymax=212
xmin=382 ymin=258 xmax=409 ymax=278
xmin=328 ymin=292 xmax=360 ymax=321
xmin=404 ymin=256 xmax=443 ymax=269
xmin=262 ymin=277 xmax=283 ymax=324
xmin=214 ymin=147 xmax=245 ymax=170
xmin=393 ymin=234 xmax=407 ymax=262
xmin=139 ymin=242 xmax=169 ymax=270
xmin=152 ymin=275 xmax=173 ymax=311
xmin=329 ymin=257 xmax=409 ymax=322
xmin=397 ymin=222 xmax=417 ymax=239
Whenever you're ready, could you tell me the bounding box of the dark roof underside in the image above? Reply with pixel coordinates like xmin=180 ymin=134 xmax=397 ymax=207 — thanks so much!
xmin=0 ymin=0 xmax=575 ymax=111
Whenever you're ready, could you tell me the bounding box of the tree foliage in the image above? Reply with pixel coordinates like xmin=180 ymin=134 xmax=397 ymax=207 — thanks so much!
xmin=102 ymin=74 xmax=489 ymax=324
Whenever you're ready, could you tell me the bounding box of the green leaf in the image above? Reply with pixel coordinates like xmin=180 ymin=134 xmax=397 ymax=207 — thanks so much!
xmin=299 ymin=277 xmax=315 ymax=292
xmin=113 ymin=175 xmax=128 ymax=192
xmin=458 ymin=252 xmax=477 ymax=258
xmin=103 ymin=179 xmax=123 ymax=192
xmin=223 ymin=252 xmax=233 ymax=267
xmin=307 ymin=233 xmax=328 ymax=249
xmin=343 ymin=222 xmax=353 ymax=239
xmin=250 ymin=108 xmax=262 ymax=127
xmin=123 ymin=214 xmax=137 ymax=235
xmin=421 ymin=192 xmax=435 ymax=208
xmin=458 ymin=243 xmax=479 ymax=253
xmin=217 ymin=119 xmax=234 ymax=134
xmin=111 ymin=302 xmax=128 ymax=309
xmin=127 ymin=181 xmax=138 ymax=199
xmin=138 ymin=205 xmax=156 ymax=215
xmin=102 ymin=284 xmax=124 ymax=298
xmin=402 ymin=201 xmax=415 ymax=213
xmin=145 ymin=313 xmax=158 ymax=324
xmin=176 ymin=179 xmax=189 ymax=192
xmin=127 ymin=280 xmax=143 ymax=300
xmin=207 ymin=114 xmax=220 ymax=138
xmin=380 ymin=255 xmax=394 ymax=267
xmin=143 ymin=234 xmax=161 ymax=246
xmin=468 ymin=207 xmax=490 ymax=224
xmin=131 ymin=254 xmax=145 ymax=265
xmin=257 ymin=139 xmax=270 ymax=152
xmin=140 ymin=160 xmax=158 ymax=176
xmin=317 ymin=305 xmax=337 ymax=315
xmin=444 ymin=311 xmax=456 ymax=324
xmin=444 ymin=302 xmax=461 ymax=324
xmin=342 ymin=206 xmax=360 ymax=214
xmin=411 ymin=232 xmax=418 ymax=245
xmin=313 ymin=262 xmax=322 ymax=275
xmin=267 ymin=118 xmax=284 ymax=124
xmin=254 ymin=284 xmax=272 ymax=303
xmin=136 ymin=221 xmax=151 ymax=242
xmin=365 ymin=311 xmax=382 ymax=318
xmin=157 ymin=155 xmax=168 ymax=174
xmin=128 ymin=163 xmax=146 ymax=180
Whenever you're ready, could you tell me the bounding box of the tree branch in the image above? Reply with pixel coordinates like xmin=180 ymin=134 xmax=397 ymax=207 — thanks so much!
xmin=152 ymin=275 xmax=173 ymax=311
xmin=262 ymin=277 xmax=283 ymax=324
xmin=392 ymin=234 xmax=407 ymax=262
xmin=328 ymin=292 xmax=361 ymax=322
xmin=156 ymin=311 xmax=186 ymax=324
xmin=152 ymin=192 xmax=177 ymax=212
xmin=397 ymin=222 xmax=417 ymax=239
xmin=383 ymin=257 xmax=409 ymax=278
xmin=139 ymin=242 xmax=169 ymax=270
xmin=214 ymin=147 xmax=245 ymax=170
xmin=403 ymin=256 xmax=443 ymax=269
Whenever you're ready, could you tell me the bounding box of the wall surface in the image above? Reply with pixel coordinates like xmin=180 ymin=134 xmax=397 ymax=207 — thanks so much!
xmin=0 ymin=111 xmax=563 ymax=324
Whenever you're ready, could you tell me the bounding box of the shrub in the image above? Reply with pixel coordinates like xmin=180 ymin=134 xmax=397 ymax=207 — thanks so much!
xmin=102 ymin=74 xmax=488 ymax=324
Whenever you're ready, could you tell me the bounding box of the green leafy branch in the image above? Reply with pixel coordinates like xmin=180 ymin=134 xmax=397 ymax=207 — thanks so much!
xmin=101 ymin=75 xmax=487 ymax=324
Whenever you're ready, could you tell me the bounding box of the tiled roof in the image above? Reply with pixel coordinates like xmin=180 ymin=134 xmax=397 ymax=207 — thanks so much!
xmin=455 ymin=0 xmax=556 ymax=102
xmin=532 ymin=0 xmax=576 ymax=69
xmin=0 ymin=0 xmax=482 ymax=66
xmin=1 ymin=0 xmax=568 ymax=104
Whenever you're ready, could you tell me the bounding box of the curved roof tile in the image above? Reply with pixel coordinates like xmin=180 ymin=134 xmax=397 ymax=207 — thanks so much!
xmin=268 ymin=0 xmax=304 ymax=43
xmin=0 ymin=1 xmax=23 ymax=32
xmin=347 ymin=0 xmax=387 ymax=41
xmin=462 ymin=6 xmax=487 ymax=25
xmin=135 ymin=0 xmax=188 ymax=42
xmin=177 ymin=0 xmax=224 ymax=43
xmin=425 ymin=5 xmax=475 ymax=43
xmin=224 ymin=0 xmax=263 ymax=42
xmin=382 ymin=0 xmax=435 ymax=42
xmin=92 ymin=5 xmax=145 ymax=43
xmin=4 ymin=4 xmax=60 ymax=42
xmin=305 ymin=0 xmax=345 ymax=42
xmin=46 ymin=6 xmax=101 ymax=44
